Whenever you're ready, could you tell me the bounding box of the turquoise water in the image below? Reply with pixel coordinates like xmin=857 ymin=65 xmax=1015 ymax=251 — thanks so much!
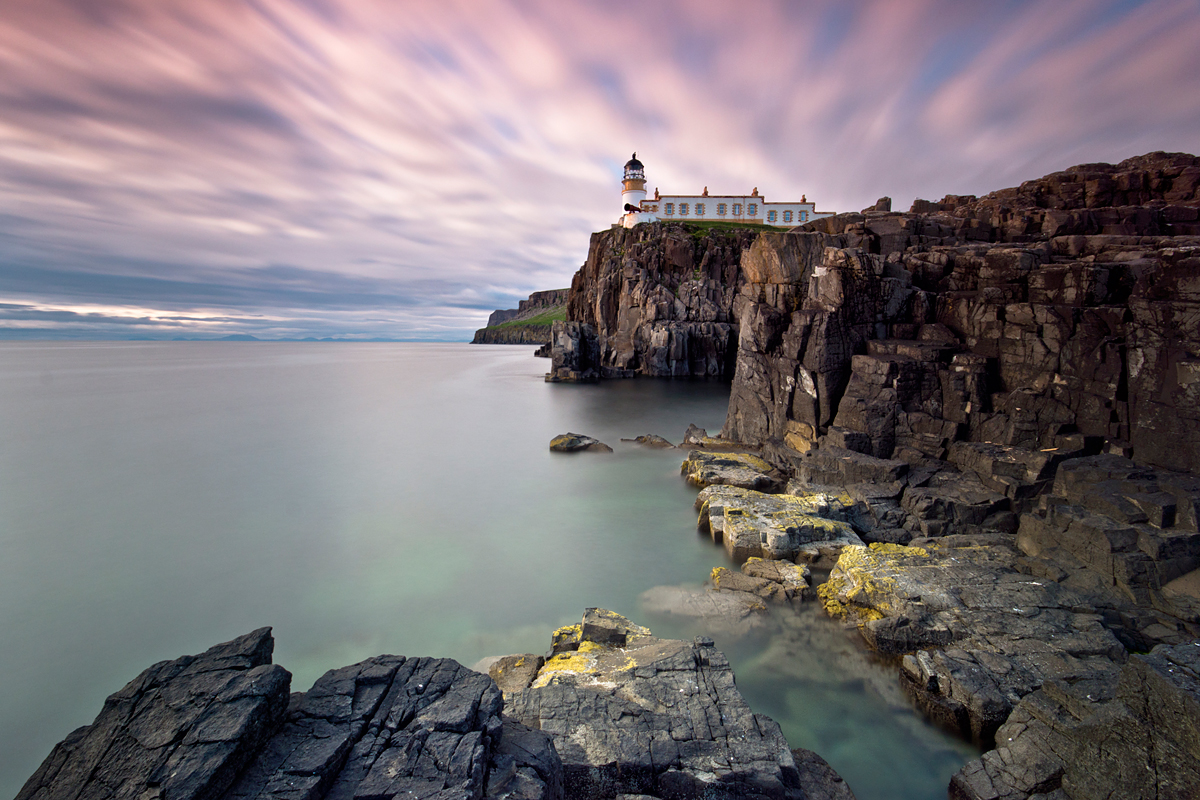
xmin=0 ymin=342 xmax=975 ymax=799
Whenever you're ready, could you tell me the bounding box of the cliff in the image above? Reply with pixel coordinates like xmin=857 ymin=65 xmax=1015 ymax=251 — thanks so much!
xmin=562 ymin=222 xmax=758 ymax=377
xmin=472 ymin=289 xmax=568 ymax=345
xmin=553 ymin=152 xmax=1200 ymax=474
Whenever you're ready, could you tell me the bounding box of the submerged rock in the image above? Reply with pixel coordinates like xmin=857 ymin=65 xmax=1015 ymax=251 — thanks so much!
xmin=697 ymin=485 xmax=864 ymax=564
xmin=621 ymin=433 xmax=676 ymax=448
xmin=549 ymin=432 xmax=613 ymax=453
xmin=681 ymin=450 xmax=783 ymax=491
xmin=638 ymin=584 xmax=771 ymax=634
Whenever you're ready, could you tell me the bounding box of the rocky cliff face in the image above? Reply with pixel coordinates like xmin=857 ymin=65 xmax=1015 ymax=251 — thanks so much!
xmin=562 ymin=223 xmax=758 ymax=377
xmin=720 ymin=151 xmax=1200 ymax=476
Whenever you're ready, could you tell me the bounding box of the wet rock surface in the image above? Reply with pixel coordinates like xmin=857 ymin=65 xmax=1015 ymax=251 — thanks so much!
xmin=621 ymin=434 xmax=676 ymax=448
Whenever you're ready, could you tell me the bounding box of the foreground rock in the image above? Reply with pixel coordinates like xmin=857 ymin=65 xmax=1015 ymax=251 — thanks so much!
xmin=23 ymin=621 xmax=855 ymax=800
xmin=499 ymin=609 xmax=853 ymax=799
xmin=549 ymin=432 xmax=613 ymax=453
xmin=17 ymin=628 xmax=290 ymax=800
xmin=18 ymin=629 xmax=562 ymax=800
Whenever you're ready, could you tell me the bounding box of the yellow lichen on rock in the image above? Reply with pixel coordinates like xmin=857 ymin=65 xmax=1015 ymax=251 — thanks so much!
xmin=868 ymin=541 xmax=929 ymax=557
xmin=532 ymin=649 xmax=600 ymax=688
xmin=551 ymin=624 xmax=582 ymax=653
xmin=818 ymin=543 xmax=929 ymax=625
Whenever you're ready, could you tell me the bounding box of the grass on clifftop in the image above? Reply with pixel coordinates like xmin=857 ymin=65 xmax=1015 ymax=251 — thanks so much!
xmin=675 ymin=220 xmax=772 ymax=233
xmin=493 ymin=306 xmax=567 ymax=329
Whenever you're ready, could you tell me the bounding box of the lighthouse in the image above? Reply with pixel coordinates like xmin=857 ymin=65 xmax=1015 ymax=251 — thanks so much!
xmin=619 ymin=153 xmax=656 ymax=228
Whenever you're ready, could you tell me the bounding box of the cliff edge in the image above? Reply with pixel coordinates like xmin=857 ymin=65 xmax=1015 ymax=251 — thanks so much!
xmin=552 ymin=151 xmax=1200 ymax=474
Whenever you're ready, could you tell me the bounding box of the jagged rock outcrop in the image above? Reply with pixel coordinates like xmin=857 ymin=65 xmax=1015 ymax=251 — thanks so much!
xmin=18 ymin=629 xmax=561 ymax=800
xmin=22 ymin=622 xmax=856 ymax=800
xmin=819 ymin=541 xmax=1127 ymax=746
xmin=696 ymin=484 xmax=864 ymax=564
xmin=721 ymin=152 xmax=1200 ymax=476
xmin=16 ymin=628 xmax=290 ymax=800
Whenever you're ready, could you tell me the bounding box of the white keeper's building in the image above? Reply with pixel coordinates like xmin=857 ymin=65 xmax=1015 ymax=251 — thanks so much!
xmin=618 ymin=153 xmax=833 ymax=229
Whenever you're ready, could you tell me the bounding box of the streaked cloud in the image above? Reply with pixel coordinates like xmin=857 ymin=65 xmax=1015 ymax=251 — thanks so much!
xmin=1 ymin=0 xmax=1197 ymax=339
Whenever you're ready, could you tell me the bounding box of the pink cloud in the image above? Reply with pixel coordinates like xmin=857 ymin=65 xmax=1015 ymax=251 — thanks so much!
xmin=0 ymin=0 xmax=1197 ymax=337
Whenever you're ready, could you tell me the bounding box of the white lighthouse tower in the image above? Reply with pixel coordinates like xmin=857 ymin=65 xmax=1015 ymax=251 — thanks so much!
xmin=619 ymin=153 xmax=656 ymax=228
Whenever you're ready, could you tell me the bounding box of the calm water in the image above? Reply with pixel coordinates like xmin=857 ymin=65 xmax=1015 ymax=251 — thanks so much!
xmin=0 ymin=342 xmax=974 ymax=799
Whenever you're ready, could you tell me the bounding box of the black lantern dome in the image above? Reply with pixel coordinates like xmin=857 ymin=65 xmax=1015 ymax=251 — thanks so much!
xmin=623 ymin=152 xmax=645 ymax=181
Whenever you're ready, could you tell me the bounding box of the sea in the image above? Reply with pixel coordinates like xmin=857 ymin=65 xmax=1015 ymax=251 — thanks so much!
xmin=0 ymin=342 xmax=977 ymax=800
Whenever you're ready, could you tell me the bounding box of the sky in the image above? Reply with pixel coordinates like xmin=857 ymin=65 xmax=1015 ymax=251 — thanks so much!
xmin=1 ymin=0 xmax=1198 ymax=341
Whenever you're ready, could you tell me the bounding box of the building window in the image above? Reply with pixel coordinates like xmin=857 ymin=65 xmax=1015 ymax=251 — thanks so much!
xmin=732 ymin=203 xmax=742 ymax=215
xmin=664 ymin=203 xmax=674 ymax=215
xmin=748 ymin=203 xmax=758 ymax=216
xmin=717 ymin=203 xmax=727 ymax=216
xmin=768 ymin=210 xmax=777 ymax=223
xmin=800 ymin=211 xmax=808 ymax=222
xmin=680 ymin=203 xmax=688 ymax=215
xmin=695 ymin=203 xmax=705 ymax=216
xmin=783 ymin=210 xmax=792 ymax=223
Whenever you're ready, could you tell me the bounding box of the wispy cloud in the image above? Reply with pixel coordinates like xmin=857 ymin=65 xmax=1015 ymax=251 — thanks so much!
xmin=1 ymin=0 xmax=1197 ymax=339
